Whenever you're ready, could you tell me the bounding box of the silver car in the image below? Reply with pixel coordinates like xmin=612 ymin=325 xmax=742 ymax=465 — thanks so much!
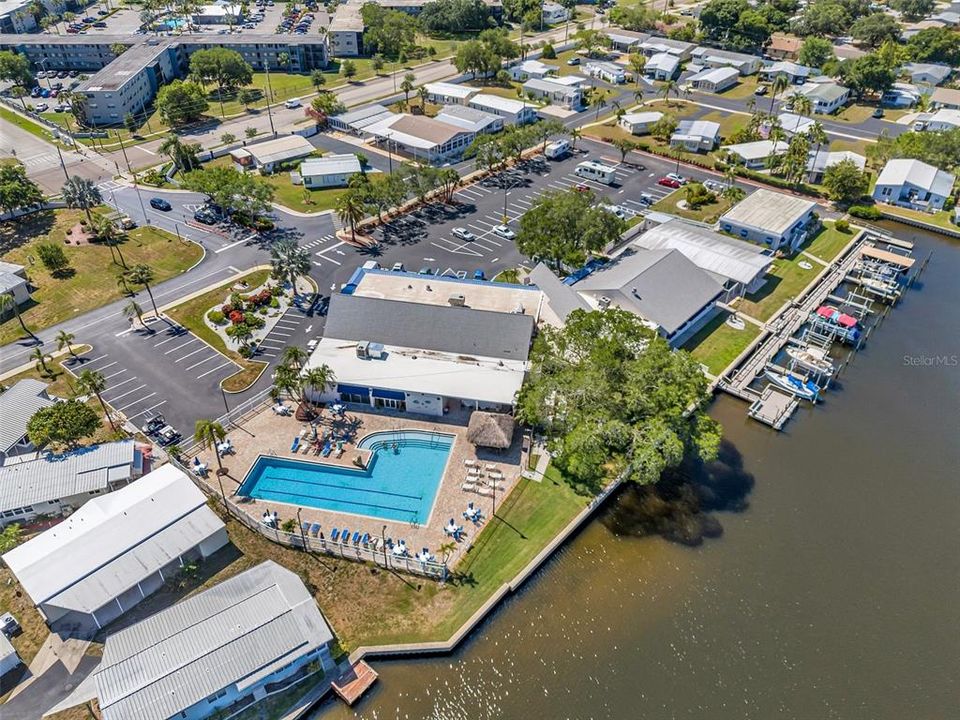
xmin=452 ymin=227 xmax=477 ymax=242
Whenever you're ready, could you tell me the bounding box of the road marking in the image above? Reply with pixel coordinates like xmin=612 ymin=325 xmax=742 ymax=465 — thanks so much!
xmin=165 ymin=338 xmax=197 ymax=355
xmin=174 ymin=346 xmax=208 ymax=363
xmin=136 ymin=146 xmax=156 ymax=155
xmin=126 ymin=400 xmax=166 ymax=421
xmin=107 ymin=377 xmax=137 ymax=390
xmin=185 ymin=354 xmax=220 ymax=371
xmin=117 ymin=392 xmax=156 ymax=412
xmin=198 ymin=361 xmax=233 ymax=379
xmin=107 ymin=383 xmax=147 ymax=403
xmin=154 ymin=333 xmax=188 ymax=347
xmin=86 ymin=360 xmax=117 ymax=373
xmin=115 ymin=327 xmax=136 ymax=337
xmin=268 ymin=330 xmax=293 ymax=338
xmin=214 ymin=233 xmax=258 ymax=253
xmin=103 ymin=368 xmax=128 ymax=380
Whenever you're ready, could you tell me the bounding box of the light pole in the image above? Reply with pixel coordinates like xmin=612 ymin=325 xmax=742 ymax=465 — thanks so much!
xmin=381 ymin=524 xmax=388 ymax=568
xmin=220 ymin=386 xmax=230 ymax=415
xmin=54 ymin=144 xmax=70 ymax=182
xmin=297 ymin=507 xmax=308 ymax=550
xmin=385 ymin=131 xmax=393 ymax=174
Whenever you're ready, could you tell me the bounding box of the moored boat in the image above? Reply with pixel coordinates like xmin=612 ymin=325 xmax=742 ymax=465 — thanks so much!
xmin=786 ymin=346 xmax=835 ymax=375
xmin=764 ymin=369 xmax=820 ymax=401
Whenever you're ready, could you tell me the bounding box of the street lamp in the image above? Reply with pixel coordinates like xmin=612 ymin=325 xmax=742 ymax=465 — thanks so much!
xmin=381 ymin=524 xmax=388 ymax=568
xmin=220 ymin=386 xmax=230 ymax=415
xmin=297 ymin=507 xmax=308 ymax=551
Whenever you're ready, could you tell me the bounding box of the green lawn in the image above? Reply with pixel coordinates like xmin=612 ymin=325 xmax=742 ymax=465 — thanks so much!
xmin=716 ymin=75 xmax=760 ymax=100
xmin=388 ymin=99 xmax=441 ymax=117
xmin=164 ymin=269 xmax=269 ymax=392
xmin=0 ymin=210 xmax=202 ymax=347
xmin=879 ymin=204 xmax=959 ymax=232
xmin=735 ymin=251 xmax=820 ymax=321
xmin=651 ymin=188 xmax=736 ymax=224
xmin=697 ymin=109 xmax=748 ymax=142
xmin=0 ymin=104 xmax=63 ymax=145
xmin=465 ymin=79 xmax=540 ymax=104
xmin=804 ymin=220 xmax=858 ymax=262
xmin=261 ymin=171 xmax=350 ymax=214
xmin=829 ymin=137 xmax=872 ymax=157
xmin=835 ymin=103 xmax=880 ymax=124
xmin=683 ymin=312 xmax=762 ymax=376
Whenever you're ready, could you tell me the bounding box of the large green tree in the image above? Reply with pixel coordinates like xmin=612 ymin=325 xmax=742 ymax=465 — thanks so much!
xmin=454 ymin=40 xmax=500 ymax=78
xmin=517 ymin=308 xmax=721 ymax=489
xmin=0 ymin=50 xmax=31 ymax=87
xmin=906 ymin=27 xmax=960 ymax=66
xmin=822 ymin=158 xmax=871 ymax=205
xmin=61 ymin=176 xmax=102 ymax=222
xmin=891 ymin=0 xmax=935 ymax=21
xmin=798 ymin=36 xmax=834 ymax=68
xmin=360 ymin=4 xmax=419 ymax=58
xmin=269 ymin=237 xmax=311 ymax=292
xmin=850 ymin=13 xmax=901 ymax=49
xmin=189 ymin=47 xmax=253 ymax=116
xmin=181 ymin=167 xmax=275 ymax=218
xmin=516 ymin=189 xmax=625 ymax=272
xmin=155 ymin=79 xmax=209 ymax=126
xmin=0 ymin=163 xmax=43 ymax=219
xmin=420 ymin=0 xmax=493 ymax=33
xmin=27 ymin=399 xmax=101 ymax=450
xmin=837 ymin=53 xmax=896 ymax=100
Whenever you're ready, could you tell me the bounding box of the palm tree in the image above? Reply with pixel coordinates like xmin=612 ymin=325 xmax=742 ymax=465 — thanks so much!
xmin=400 ymin=73 xmax=416 ymax=106
xmin=335 ymin=190 xmax=367 ymax=243
xmin=628 ymin=53 xmax=646 ymax=87
xmin=31 ymin=348 xmax=51 ymax=375
xmin=158 ymin=135 xmax=199 ymax=173
xmin=310 ymin=69 xmax=326 ymax=93
xmin=116 ymin=269 xmax=133 ymax=295
xmin=92 ymin=214 xmax=126 ymax=267
xmin=126 ymin=264 xmax=159 ymax=318
xmin=232 ymin=323 xmax=253 ymax=349
xmin=659 ymin=79 xmax=679 ymax=106
xmin=61 ymin=176 xmax=102 ymax=222
xmin=592 ymin=92 xmax=607 ymax=120
xmin=417 ymin=85 xmax=429 ymax=112
xmin=56 ymin=329 xmax=77 ymax=359
xmin=272 ymin=364 xmax=299 ymax=400
xmin=438 ymin=540 xmax=457 ymax=564
xmin=194 ymin=418 xmax=227 ymax=477
xmin=269 ymin=238 xmax=311 ymax=294
xmin=300 ymin=364 xmax=335 ymax=406
xmin=570 ymin=127 xmax=582 ymax=151
xmin=76 ymin=369 xmax=116 ymax=431
xmin=611 ymin=99 xmax=625 ymax=125
xmin=124 ymin=299 xmax=145 ymax=328
xmin=808 ymin=120 xmax=828 ymax=175
xmin=0 ymin=293 xmax=35 ymax=340
xmin=769 ymin=74 xmax=789 ymax=116
xmin=281 ymin=345 xmax=307 ymax=371
xmin=790 ymin=93 xmax=813 ymax=134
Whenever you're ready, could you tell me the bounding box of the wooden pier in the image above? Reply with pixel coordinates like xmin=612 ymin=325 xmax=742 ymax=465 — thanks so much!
xmin=331 ymin=661 xmax=378 ymax=706
xmin=748 ymin=387 xmax=800 ymax=430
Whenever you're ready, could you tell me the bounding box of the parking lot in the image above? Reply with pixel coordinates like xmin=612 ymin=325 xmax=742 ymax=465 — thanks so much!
xmin=370 ymin=138 xmax=737 ymax=278
xmin=78 ymin=320 xmax=239 ymax=436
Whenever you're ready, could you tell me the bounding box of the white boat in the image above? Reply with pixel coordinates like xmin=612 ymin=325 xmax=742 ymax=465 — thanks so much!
xmin=860 ymin=276 xmax=899 ymax=296
xmin=764 ymin=369 xmax=820 ymax=402
xmin=786 ymin=346 xmax=834 ymax=375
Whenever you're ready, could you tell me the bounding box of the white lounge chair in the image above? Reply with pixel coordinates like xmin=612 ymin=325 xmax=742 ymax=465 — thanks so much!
xmin=477 ymin=487 xmax=494 ymax=497
xmin=462 ymin=482 xmax=477 ymax=492
xmin=464 ymin=459 xmax=478 ymax=467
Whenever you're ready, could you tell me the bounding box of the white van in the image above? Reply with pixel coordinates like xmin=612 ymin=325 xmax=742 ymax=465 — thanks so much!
xmin=284 ymin=98 xmax=302 ymax=109
xmin=574 ymin=161 xmax=616 ymax=185
xmin=544 ymin=139 xmax=570 ymax=160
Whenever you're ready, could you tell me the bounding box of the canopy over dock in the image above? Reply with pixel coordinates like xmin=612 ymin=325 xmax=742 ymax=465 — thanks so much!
xmin=861 ymin=246 xmax=915 ymax=269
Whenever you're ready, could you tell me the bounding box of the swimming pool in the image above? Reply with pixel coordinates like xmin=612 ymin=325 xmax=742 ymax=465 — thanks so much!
xmin=237 ymin=430 xmax=454 ymax=524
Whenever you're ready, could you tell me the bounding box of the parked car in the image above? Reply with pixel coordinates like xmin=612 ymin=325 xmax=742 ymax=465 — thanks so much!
xmin=754 ymin=85 xmax=768 ymax=96
xmin=119 ymin=215 xmax=136 ymax=229
xmin=193 ymin=208 xmax=217 ymax=224
xmin=492 ymin=224 xmax=515 ymax=239
xmin=473 ymin=269 xmax=485 ymax=281
xmin=34 ymin=102 xmax=48 ymax=112
xmin=391 ymin=262 xmax=405 ymax=271
xmin=657 ymin=177 xmax=682 ymax=189
xmin=872 ymin=107 xmax=884 ymax=118
xmin=0 ymin=613 xmax=22 ymax=638
xmin=141 ymin=415 xmax=166 ymax=435
xmin=574 ymin=183 xmax=590 ymax=192
xmin=150 ymin=197 xmax=172 ymax=211
xmin=284 ymin=97 xmax=301 ymax=109
xmin=567 ymin=57 xmax=580 ymax=66
xmin=418 ymin=266 xmax=436 ymax=275
xmin=452 ymin=227 xmax=477 ymax=241
xmin=703 ymin=179 xmax=724 ymax=192
xmin=157 ymin=426 xmax=181 ymax=446
xmin=603 ymin=204 xmax=626 ymax=220
xmin=93 ymin=21 xmax=107 ymax=27
xmin=97 ymin=9 xmax=109 ymax=14
xmin=638 ymin=192 xmax=655 ymax=205
xmin=665 ymin=173 xmax=687 ymax=185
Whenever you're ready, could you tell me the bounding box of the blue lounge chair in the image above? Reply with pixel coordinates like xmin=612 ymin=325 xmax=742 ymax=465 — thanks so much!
xmin=352 ymin=531 xmax=361 ymax=544
xmin=291 ymin=436 xmax=300 ymax=452
xmin=331 ymin=528 xmax=340 ymax=541
xmin=309 ymin=522 xmax=321 ymax=537
xmin=301 ymin=521 xmax=311 ymax=535
xmin=361 ymin=532 xmax=370 ymax=546
xmin=341 ymin=528 xmax=350 ymax=543
xmin=321 ymin=440 xmax=332 ymax=457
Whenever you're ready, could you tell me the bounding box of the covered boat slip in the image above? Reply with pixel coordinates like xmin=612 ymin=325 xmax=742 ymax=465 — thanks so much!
xmin=860 ymin=245 xmax=916 ymax=270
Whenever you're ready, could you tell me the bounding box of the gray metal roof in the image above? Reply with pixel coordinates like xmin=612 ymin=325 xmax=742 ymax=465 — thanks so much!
xmin=299 ymin=154 xmax=361 ymax=178
xmin=528 ymin=263 xmax=590 ymax=322
xmin=0 ymin=378 xmax=53 ymax=454
xmin=96 ymin=561 xmax=333 ymax=720
xmin=634 ymin=219 xmax=772 ymax=286
xmin=324 ymin=293 xmax=534 ymax=361
xmin=435 ymin=105 xmax=501 ymax=133
xmin=0 ymin=439 xmax=138 ymax=511
xmin=575 ymin=248 xmax=723 ymax=336
xmin=720 ymin=188 xmax=816 ymax=237
xmin=0 ymin=270 xmax=27 ymax=296
xmin=331 ymin=103 xmax=394 ymax=130
xmin=2 ymin=465 xmax=221 ymax=614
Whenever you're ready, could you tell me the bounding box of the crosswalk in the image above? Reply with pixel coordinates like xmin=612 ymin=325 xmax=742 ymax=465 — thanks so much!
xmin=20 ymin=151 xmax=59 ymax=169
xmin=302 ymin=233 xmax=348 ymax=268
xmin=98 ymin=179 xmax=125 ymax=193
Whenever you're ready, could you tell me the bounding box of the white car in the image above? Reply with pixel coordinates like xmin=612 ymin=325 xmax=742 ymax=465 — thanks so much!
xmin=602 ymin=205 xmax=626 ymax=220
xmin=34 ymin=102 xmax=49 ymax=112
xmin=391 ymin=262 xmax=405 ymax=272
xmin=284 ymin=98 xmax=302 ymax=109
xmin=665 ymin=173 xmax=687 ymax=185
xmin=492 ymin=224 xmax=515 ymax=240
xmin=452 ymin=227 xmax=477 ymax=242
xmin=703 ymin=179 xmax=724 ymax=192
xmin=306 ymin=338 xmax=319 ymax=352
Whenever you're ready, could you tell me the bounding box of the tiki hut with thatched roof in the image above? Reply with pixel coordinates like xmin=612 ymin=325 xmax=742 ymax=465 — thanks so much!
xmin=467 ymin=411 xmax=515 ymax=450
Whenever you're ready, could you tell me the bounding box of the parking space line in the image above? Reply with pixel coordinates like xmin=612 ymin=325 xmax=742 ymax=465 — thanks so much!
xmin=107 ymin=383 xmax=147 ymax=403
xmin=88 ymin=361 xmax=117 ymax=373
xmin=174 ymin=347 xmax=208 ymax=363
xmin=153 ymin=333 xmax=188 ymax=348
xmin=117 ymin=392 xmax=155 ymax=412
xmin=85 ymin=353 xmax=109 ymax=365
xmin=185 ymin=354 xmax=219 ymax=371
xmin=198 ymin=361 xmax=233 ymax=379
xmin=268 ymin=330 xmax=293 ymax=338
xmin=165 ymin=338 xmax=197 ymax=355
xmin=103 ymin=368 xmax=128 ymax=380
xmin=126 ymin=400 xmax=166 ymax=421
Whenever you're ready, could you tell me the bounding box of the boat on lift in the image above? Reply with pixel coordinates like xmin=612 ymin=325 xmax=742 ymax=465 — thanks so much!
xmin=764 ymin=369 xmax=820 ymax=402
xmin=786 ymin=345 xmax=835 ymax=375
xmin=812 ymin=305 xmax=861 ymax=344
xmin=859 ymin=275 xmax=899 ymax=296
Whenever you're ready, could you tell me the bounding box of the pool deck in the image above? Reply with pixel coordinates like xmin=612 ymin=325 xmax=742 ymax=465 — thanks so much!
xmin=192 ymin=404 xmax=523 ymax=560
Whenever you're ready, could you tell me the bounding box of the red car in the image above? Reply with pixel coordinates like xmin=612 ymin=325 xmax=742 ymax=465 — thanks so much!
xmin=657 ymin=177 xmax=682 ymax=189
xmin=574 ymin=183 xmax=590 ymax=192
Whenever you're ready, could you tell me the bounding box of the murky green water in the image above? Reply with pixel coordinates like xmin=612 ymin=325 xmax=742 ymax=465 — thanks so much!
xmin=314 ymin=225 xmax=960 ymax=720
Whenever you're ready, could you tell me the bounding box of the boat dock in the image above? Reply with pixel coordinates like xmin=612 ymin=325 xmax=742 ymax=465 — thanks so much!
xmin=717 ymin=228 xmax=922 ymax=431
xmin=331 ymin=661 xmax=378 ymax=706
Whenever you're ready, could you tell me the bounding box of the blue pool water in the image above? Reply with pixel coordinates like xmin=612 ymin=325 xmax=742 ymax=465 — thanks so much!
xmin=238 ymin=430 xmax=454 ymax=524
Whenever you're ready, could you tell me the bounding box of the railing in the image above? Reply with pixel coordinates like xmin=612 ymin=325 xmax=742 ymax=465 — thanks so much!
xmin=179 ymin=387 xmax=273 ymax=454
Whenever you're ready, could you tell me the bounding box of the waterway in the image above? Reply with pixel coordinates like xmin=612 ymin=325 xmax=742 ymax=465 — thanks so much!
xmin=313 ymin=224 xmax=959 ymax=720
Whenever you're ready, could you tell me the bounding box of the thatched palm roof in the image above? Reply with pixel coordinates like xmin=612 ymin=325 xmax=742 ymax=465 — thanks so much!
xmin=467 ymin=411 xmax=515 ymax=449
